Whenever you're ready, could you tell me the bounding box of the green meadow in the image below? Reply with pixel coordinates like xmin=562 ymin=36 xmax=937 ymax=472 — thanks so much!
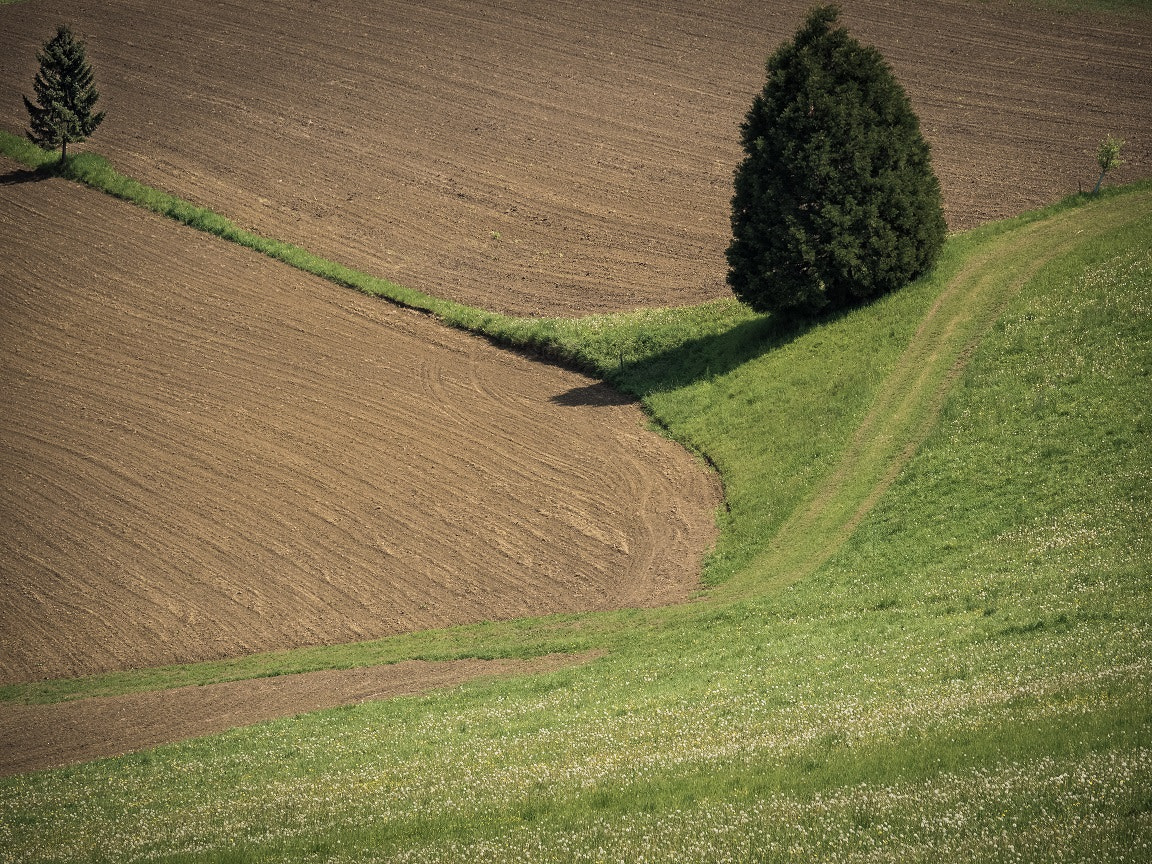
xmin=0 ymin=133 xmax=1149 ymax=861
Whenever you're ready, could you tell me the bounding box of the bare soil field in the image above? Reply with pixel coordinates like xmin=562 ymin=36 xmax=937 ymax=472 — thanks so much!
xmin=1 ymin=0 xmax=1148 ymax=317
xmin=0 ymin=164 xmax=719 ymax=685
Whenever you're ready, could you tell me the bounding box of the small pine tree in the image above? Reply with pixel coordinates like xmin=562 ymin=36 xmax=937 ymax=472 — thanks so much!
xmin=23 ymin=24 xmax=105 ymax=166
xmin=727 ymin=5 xmax=946 ymax=318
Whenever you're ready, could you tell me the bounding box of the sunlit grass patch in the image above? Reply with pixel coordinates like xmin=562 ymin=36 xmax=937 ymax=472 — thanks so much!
xmin=807 ymin=223 xmax=1152 ymax=629
xmin=364 ymin=748 xmax=1152 ymax=864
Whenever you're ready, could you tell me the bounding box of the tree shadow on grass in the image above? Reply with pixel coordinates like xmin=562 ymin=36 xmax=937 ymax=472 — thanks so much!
xmin=548 ymin=304 xmax=849 ymax=407
xmin=610 ymin=307 xmax=842 ymax=399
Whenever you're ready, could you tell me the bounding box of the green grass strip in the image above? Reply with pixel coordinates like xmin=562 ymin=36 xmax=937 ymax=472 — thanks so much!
xmin=0 ymin=136 xmax=455 ymax=313
xmin=0 ymin=605 xmax=659 ymax=705
xmin=0 ymin=134 xmax=583 ymax=360
xmin=0 ymin=133 xmax=702 ymax=377
xmin=1 ymin=131 xmax=1142 ymax=385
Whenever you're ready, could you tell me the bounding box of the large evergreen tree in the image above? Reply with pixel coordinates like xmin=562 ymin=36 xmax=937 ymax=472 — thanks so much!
xmin=726 ymin=5 xmax=946 ymax=317
xmin=23 ymin=24 xmax=105 ymax=166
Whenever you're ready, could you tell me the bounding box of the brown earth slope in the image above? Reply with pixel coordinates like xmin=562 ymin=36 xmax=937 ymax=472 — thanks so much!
xmin=1 ymin=0 xmax=1148 ymax=317
xmin=0 ymin=165 xmax=719 ymax=684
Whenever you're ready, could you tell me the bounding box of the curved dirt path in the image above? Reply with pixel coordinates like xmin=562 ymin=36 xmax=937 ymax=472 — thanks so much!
xmin=0 ymin=653 xmax=593 ymax=776
xmin=1 ymin=0 xmax=1148 ymax=316
xmin=721 ymin=189 xmax=1152 ymax=599
xmin=0 ymin=164 xmax=720 ymax=685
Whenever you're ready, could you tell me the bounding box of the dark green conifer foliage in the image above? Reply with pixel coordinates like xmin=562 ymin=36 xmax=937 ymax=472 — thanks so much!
xmin=23 ymin=24 xmax=105 ymax=166
xmin=727 ymin=5 xmax=946 ymax=317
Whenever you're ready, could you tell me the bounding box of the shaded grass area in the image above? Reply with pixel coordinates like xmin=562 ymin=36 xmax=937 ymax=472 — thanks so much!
xmin=1 ymin=139 xmax=1149 ymax=860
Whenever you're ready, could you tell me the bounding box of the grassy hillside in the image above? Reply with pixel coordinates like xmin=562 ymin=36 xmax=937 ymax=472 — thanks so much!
xmin=0 ymin=136 xmax=1149 ymax=859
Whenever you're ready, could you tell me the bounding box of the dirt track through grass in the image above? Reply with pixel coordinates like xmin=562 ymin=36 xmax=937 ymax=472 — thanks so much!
xmin=0 ymin=653 xmax=593 ymax=776
xmin=720 ymin=190 xmax=1152 ymax=598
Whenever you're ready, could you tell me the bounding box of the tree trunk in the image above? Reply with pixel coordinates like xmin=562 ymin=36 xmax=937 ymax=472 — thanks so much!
xmin=1092 ymin=168 xmax=1106 ymax=195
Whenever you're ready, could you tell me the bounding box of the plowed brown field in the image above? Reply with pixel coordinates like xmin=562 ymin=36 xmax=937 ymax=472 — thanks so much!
xmin=0 ymin=165 xmax=719 ymax=685
xmin=1 ymin=0 xmax=1149 ymax=317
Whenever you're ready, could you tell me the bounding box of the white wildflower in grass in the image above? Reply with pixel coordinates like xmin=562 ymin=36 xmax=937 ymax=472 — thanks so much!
xmin=286 ymin=749 xmax=1152 ymax=864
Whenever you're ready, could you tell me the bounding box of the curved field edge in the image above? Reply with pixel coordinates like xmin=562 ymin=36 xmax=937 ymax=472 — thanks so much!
xmin=0 ymin=133 xmax=627 ymax=372
xmin=1 ymin=156 xmax=721 ymax=689
xmin=0 ymin=189 xmax=1148 ymax=861
xmin=0 ymin=135 xmax=1147 ymax=704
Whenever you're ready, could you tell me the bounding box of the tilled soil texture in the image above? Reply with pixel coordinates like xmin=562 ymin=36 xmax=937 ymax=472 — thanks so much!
xmin=0 ymin=165 xmax=720 ymax=684
xmin=1 ymin=1 xmax=1148 ymax=318
xmin=0 ymin=654 xmax=591 ymax=776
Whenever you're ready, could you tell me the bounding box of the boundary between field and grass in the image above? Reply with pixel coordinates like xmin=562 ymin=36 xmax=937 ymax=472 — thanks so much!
xmin=0 ymin=131 xmax=1144 ymax=385
xmin=0 ymin=133 xmax=598 ymax=373
xmin=4 ymin=131 xmax=1143 ymax=384
xmin=2 ymin=133 xmax=1149 ymax=709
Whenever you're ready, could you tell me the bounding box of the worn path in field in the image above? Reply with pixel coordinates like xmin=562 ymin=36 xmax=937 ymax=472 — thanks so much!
xmin=0 ymin=653 xmax=591 ymax=776
xmin=1 ymin=0 xmax=1148 ymax=316
xmin=720 ymin=190 xmax=1152 ymax=599
xmin=0 ymin=164 xmax=719 ymax=685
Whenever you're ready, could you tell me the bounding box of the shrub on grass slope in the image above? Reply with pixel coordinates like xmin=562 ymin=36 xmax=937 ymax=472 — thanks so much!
xmin=727 ymin=5 xmax=947 ymax=318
